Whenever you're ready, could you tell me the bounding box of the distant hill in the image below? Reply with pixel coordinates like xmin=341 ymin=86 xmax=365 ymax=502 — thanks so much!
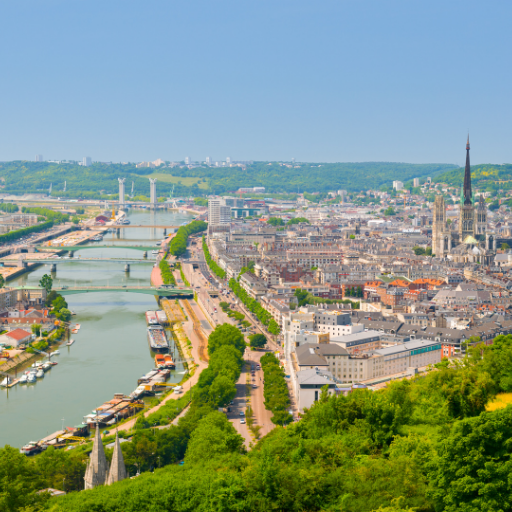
xmin=0 ymin=161 xmax=458 ymax=198
xmin=434 ymin=164 xmax=512 ymax=194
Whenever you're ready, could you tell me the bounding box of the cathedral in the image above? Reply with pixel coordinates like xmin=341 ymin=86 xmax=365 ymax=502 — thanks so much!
xmin=431 ymin=137 xmax=496 ymax=264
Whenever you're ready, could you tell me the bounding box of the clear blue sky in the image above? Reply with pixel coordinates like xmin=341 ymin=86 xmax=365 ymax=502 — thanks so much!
xmin=1 ymin=0 xmax=510 ymax=164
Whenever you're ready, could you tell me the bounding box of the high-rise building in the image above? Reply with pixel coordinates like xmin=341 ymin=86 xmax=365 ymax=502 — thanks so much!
xmin=118 ymin=178 xmax=126 ymax=206
xmin=149 ymin=178 xmax=157 ymax=205
xmin=413 ymin=178 xmax=420 ymax=187
xmin=184 ymin=157 xmax=190 ymax=165
xmin=208 ymin=198 xmax=231 ymax=226
xmin=226 ymin=157 xmax=231 ymax=165
xmin=83 ymin=156 xmax=92 ymax=167
xmin=392 ymin=181 xmax=404 ymax=191
xmin=35 ymin=154 xmax=43 ymax=162
xmin=206 ymin=156 xmax=211 ymax=165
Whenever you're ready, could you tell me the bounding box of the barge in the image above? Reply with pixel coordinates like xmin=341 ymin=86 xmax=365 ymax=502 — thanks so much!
xmin=147 ymin=325 xmax=169 ymax=351
xmin=145 ymin=311 xmax=159 ymax=325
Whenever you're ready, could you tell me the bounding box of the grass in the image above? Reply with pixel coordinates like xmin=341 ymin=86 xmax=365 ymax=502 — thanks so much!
xmin=147 ymin=173 xmax=208 ymax=189
xmin=486 ymin=393 xmax=512 ymax=411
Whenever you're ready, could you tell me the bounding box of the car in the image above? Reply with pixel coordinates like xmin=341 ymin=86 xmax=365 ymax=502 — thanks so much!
xmin=240 ymin=418 xmax=246 ymax=424
xmin=239 ymin=411 xmax=245 ymax=416
xmin=229 ymin=401 xmax=234 ymax=405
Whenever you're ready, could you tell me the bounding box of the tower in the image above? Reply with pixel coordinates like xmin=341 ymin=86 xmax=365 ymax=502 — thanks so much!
xmin=106 ymin=432 xmax=127 ymax=485
xmin=459 ymin=136 xmax=476 ymax=241
xmin=476 ymin=194 xmax=487 ymax=235
xmin=84 ymin=426 xmax=109 ymax=490
xmin=149 ymin=178 xmax=157 ymax=206
xmin=118 ymin=178 xmax=126 ymax=206
xmin=432 ymin=195 xmax=447 ymax=256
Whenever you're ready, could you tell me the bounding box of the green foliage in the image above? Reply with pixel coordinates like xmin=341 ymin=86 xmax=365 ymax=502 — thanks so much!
xmin=0 ymin=203 xmax=19 ymax=213
xmin=0 ymin=220 xmax=54 ymax=244
xmin=295 ymin=288 xmax=359 ymax=308
xmin=169 ymin=220 xmax=207 ymax=257
xmin=502 ymin=242 xmax=510 ymax=250
xmin=55 ymin=307 xmax=72 ymax=322
xmin=384 ymin=206 xmax=396 ymax=216
xmin=349 ymin=234 xmax=356 ymax=239
xmin=39 ymin=274 xmax=53 ymax=294
xmin=287 ymin=216 xmax=310 ymax=225
xmin=413 ymin=246 xmax=426 ymax=255
xmin=249 ymin=333 xmax=267 ymax=349
xmin=71 ymin=216 xmax=80 ymax=225
xmin=229 ymin=278 xmax=280 ymax=334
xmin=266 ymin=217 xmax=284 ymax=226
xmin=193 ymin=197 xmax=208 ymax=206
xmin=31 ymin=323 xmax=41 ymax=336
xmin=203 ymin=236 xmax=226 ymax=278
xmin=21 ymin=207 xmax=69 ymax=224
xmin=159 ymin=258 xmax=177 ymax=286
xmin=52 ymin=295 xmax=68 ymax=312
xmin=260 ymin=353 xmax=292 ymax=425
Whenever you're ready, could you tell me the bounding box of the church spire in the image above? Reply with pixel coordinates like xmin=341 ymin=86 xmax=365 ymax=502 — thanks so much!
xmin=463 ymin=135 xmax=472 ymax=205
xmin=106 ymin=432 xmax=128 ymax=486
xmin=84 ymin=425 xmax=109 ymax=490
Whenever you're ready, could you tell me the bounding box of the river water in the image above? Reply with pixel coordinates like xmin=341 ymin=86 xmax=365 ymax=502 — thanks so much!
xmin=0 ymin=208 xmax=194 ymax=448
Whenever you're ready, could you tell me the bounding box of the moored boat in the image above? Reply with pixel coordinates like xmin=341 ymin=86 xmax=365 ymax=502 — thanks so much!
xmin=19 ymin=374 xmax=28 ymax=384
xmin=27 ymin=372 xmax=37 ymax=383
xmin=164 ymin=354 xmax=175 ymax=369
xmin=0 ymin=376 xmax=11 ymax=387
xmin=145 ymin=311 xmax=159 ymax=325
xmin=36 ymin=369 xmax=44 ymax=379
xmin=50 ymin=350 xmax=60 ymax=356
xmin=147 ymin=325 xmax=169 ymax=352
xmin=156 ymin=310 xmax=168 ymax=325
xmin=155 ymin=354 xmax=166 ymax=368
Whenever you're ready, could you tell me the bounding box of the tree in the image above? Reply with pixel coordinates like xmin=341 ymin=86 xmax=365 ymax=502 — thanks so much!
xmin=31 ymin=324 xmax=41 ymax=337
xmin=209 ymin=375 xmax=237 ymax=407
xmin=502 ymin=242 xmax=510 ymax=251
xmin=39 ymin=274 xmax=53 ymax=295
xmin=266 ymin=217 xmax=284 ymax=226
xmin=249 ymin=333 xmax=267 ymax=349
xmin=384 ymin=207 xmax=396 ymax=216
xmin=52 ymin=295 xmax=68 ymax=312
xmin=56 ymin=308 xmax=72 ymax=322
xmin=0 ymin=275 xmax=4 ymax=288
xmin=349 ymin=234 xmax=356 ymax=239
xmin=71 ymin=216 xmax=80 ymax=225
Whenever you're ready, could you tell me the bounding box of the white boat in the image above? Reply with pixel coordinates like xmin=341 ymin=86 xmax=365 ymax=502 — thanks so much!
xmin=50 ymin=350 xmax=60 ymax=356
xmin=42 ymin=362 xmax=52 ymax=371
xmin=66 ymin=339 xmax=75 ymax=346
xmin=27 ymin=373 xmax=36 ymax=383
xmin=36 ymin=369 xmax=44 ymax=379
xmin=19 ymin=374 xmax=28 ymax=384
xmin=152 ymin=250 xmax=159 ymax=255
xmin=0 ymin=376 xmax=11 ymax=387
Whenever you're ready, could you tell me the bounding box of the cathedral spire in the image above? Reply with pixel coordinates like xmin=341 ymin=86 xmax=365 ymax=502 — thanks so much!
xmin=463 ymin=135 xmax=472 ymax=205
xmin=84 ymin=425 xmax=109 ymax=490
xmin=106 ymin=432 xmax=128 ymax=485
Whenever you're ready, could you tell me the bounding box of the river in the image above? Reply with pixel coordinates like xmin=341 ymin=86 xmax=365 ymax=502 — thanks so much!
xmin=0 ymin=208 xmax=194 ymax=448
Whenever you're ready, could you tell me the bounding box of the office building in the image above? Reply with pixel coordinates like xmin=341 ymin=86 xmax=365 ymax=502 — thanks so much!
xmin=206 ymin=156 xmax=211 ymax=165
xmin=83 ymin=157 xmax=92 ymax=167
xmin=184 ymin=156 xmax=190 ymax=165
xmin=393 ymin=180 xmax=404 ymax=191
xmin=226 ymin=157 xmax=231 ymax=165
xmin=35 ymin=154 xmax=43 ymax=162
xmin=208 ymin=198 xmax=231 ymax=226
xmin=413 ymin=178 xmax=420 ymax=187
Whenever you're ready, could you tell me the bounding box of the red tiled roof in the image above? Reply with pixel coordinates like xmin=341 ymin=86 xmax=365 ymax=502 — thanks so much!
xmin=6 ymin=328 xmax=32 ymax=341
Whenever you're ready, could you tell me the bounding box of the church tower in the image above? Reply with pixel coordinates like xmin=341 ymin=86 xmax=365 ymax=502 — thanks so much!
xmin=476 ymin=194 xmax=487 ymax=236
xmin=84 ymin=426 xmax=109 ymax=490
xmin=432 ymin=195 xmax=447 ymax=257
xmin=459 ymin=136 xmax=476 ymax=241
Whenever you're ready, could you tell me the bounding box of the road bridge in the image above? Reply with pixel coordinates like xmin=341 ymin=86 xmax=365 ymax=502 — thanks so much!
xmin=22 ymin=258 xmax=155 ymax=264
xmin=110 ymin=225 xmax=181 ymax=229
xmin=37 ymin=245 xmax=156 ymax=252
xmin=53 ymin=286 xmax=194 ymax=297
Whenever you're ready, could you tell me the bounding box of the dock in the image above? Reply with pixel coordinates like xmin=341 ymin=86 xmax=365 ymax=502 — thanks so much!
xmin=160 ymin=299 xmax=185 ymax=324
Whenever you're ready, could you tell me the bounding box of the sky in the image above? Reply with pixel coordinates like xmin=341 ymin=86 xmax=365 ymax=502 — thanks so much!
xmin=0 ymin=0 xmax=511 ymax=165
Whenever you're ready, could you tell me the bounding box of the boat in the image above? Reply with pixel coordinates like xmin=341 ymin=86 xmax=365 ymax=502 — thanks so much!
xmin=121 ymin=219 xmax=130 ymax=225
xmin=36 ymin=369 xmax=44 ymax=379
xmin=27 ymin=373 xmax=36 ymax=383
xmin=19 ymin=374 xmax=28 ymax=384
xmin=164 ymin=354 xmax=175 ymax=369
xmin=151 ymin=250 xmax=159 ymax=255
xmin=50 ymin=350 xmax=60 ymax=356
xmin=70 ymin=311 xmax=77 ymax=316
xmin=156 ymin=310 xmax=168 ymax=325
xmin=145 ymin=311 xmax=159 ymax=325
xmin=74 ymin=324 xmax=81 ymax=330
xmin=155 ymin=354 xmax=166 ymax=368
xmin=51 ymin=361 xmax=58 ymax=366
xmin=20 ymin=441 xmax=43 ymax=456
xmin=147 ymin=325 xmax=169 ymax=352
xmin=0 ymin=376 xmax=11 ymax=387
xmin=71 ymin=329 xmax=78 ymax=334
xmin=155 ymin=241 xmax=162 ymax=246
xmin=91 ymin=235 xmax=103 ymax=242
xmin=42 ymin=362 xmax=52 ymax=371
xmin=66 ymin=339 xmax=75 ymax=346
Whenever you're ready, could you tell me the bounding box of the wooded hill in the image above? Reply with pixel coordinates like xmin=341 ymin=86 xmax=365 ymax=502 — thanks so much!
xmin=0 ymin=161 xmax=457 ymax=198
xmin=435 ymin=163 xmax=512 ymax=194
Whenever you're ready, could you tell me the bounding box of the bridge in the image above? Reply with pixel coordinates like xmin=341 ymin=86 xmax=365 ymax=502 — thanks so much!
xmin=38 ymin=245 xmax=157 ymax=252
xmin=55 ymin=286 xmax=194 ymax=297
xmin=110 ymin=225 xmax=182 ymax=229
xmin=23 ymin=258 xmax=156 ymax=264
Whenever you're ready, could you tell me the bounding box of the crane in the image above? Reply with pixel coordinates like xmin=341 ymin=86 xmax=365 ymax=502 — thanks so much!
xmin=169 ymin=184 xmax=175 ymax=199
xmin=63 ymin=181 xmax=66 ymax=192
xmin=131 ymin=181 xmax=134 ymax=198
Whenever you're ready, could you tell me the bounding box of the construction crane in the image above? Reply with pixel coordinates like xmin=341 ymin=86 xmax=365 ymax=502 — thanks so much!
xmin=63 ymin=181 xmax=66 ymax=192
xmin=169 ymin=184 xmax=175 ymax=199
xmin=131 ymin=181 xmax=134 ymax=198
xmin=48 ymin=183 xmax=52 ymax=196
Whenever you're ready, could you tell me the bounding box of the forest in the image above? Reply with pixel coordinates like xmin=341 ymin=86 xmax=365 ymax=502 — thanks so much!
xmin=0 ymin=161 xmax=458 ymax=198
xmin=435 ymin=163 xmax=512 ymax=194
xmin=3 ymin=329 xmax=512 ymax=511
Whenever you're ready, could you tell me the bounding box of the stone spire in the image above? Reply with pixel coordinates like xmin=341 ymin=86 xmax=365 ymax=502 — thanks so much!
xmin=106 ymin=432 xmax=128 ymax=486
xmin=84 ymin=426 xmax=109 ymax=490
xmin=463 ymin=135 xmax=473 ymax=206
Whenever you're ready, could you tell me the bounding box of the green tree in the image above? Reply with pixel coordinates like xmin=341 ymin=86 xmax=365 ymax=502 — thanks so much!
xmin=39 ymin=273 xmax=53 ymax=294
xmin=52 ymin=295 xmax=68 ymax=312
xmin=31 ymin=324 xmax=41 ymax=337
xmin=384 ymin=206 xmax=396 ymax=216
xmin=56 ymin=308 xmax=72 ymax=322
xmin=502 ymin=242 xmax=510 ymax=250
xmin=0 ymin=275 xmax=4 ymax=289
xmin=209 ymin=375 xmax=237 ymax=406
xmin=266 ymin=217 xmax=284 ymax=226
xmin=249 ymin=333 xmax=267 ymax=349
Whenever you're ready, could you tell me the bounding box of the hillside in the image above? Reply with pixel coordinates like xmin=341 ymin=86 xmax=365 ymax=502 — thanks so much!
xmin=434 ymin=164 xmax=512 ymax=194
xmin=0 ymin=161 xmax=457 ymax=198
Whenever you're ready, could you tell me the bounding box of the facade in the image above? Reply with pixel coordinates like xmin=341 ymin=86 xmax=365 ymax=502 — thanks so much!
xmin=296 ymin=368 xmax=337 ymax=411
xmin=82 ymin=157 xmax=92 ymax=167
xmin=35 ymin=154 xmax=43 ymax=162
xmin=208 ymin=199 xmax=231 ymax=226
